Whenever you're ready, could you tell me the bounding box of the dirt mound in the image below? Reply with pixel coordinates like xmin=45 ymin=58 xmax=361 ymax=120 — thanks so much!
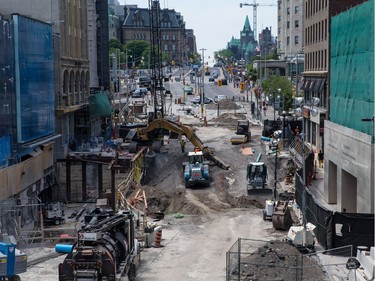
xmin=235 ymin=240 xmax=327 ymax=280
xmin=129 ymin=185 xmax=265 ymax=219
xmin=210 ymin=113 xmax=247 ymax=126
xmin=206 ymin=99 xmax=241 ymax=110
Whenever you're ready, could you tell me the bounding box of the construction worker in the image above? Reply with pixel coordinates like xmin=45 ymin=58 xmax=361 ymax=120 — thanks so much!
xmin=180 ymin=137 xmax=186 ymax=153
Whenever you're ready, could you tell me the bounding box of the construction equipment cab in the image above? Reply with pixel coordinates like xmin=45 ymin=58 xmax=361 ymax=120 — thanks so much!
xmin=247 ymin=162 xmax=272 ymax=195
xmin=183 ymin=149 xmax=210 ymax=188
xmin=230 ymin=120 xmax=251 ymax=144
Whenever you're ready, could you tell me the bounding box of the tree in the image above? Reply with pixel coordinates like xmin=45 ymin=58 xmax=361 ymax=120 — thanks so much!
xmin=261 ymin=76 xmax=293 ymax=112
xmin=214 ymin=49 xmax=234 ymax=64
xmin=125 ymin=40 xmax=150 ymax=68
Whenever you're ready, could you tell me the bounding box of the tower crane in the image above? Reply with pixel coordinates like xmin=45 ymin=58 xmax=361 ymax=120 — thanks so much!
xmin=240 ymin=1 xmax=277 ymax=42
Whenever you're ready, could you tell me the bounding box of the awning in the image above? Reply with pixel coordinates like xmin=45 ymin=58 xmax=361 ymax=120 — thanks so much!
xmin=301 ymin=79 xmax=309 ymax=90
xmin=318 ymin=79 xmax=326 ymax=92
xmin=313 ymin=79 xmax=322 ymax=92
xmin=308 ymin=79 xmax=316 ymax=91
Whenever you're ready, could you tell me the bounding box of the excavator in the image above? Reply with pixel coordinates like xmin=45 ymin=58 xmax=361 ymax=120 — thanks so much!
xmin=126 ymin=118 xmax=230 ymax=170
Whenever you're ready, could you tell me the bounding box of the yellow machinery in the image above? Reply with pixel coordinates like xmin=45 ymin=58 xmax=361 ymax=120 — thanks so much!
xmin=129 ymin=118 xmax=230 ymax=170
xmin=230 ymin=120 xmax=251 ymax=144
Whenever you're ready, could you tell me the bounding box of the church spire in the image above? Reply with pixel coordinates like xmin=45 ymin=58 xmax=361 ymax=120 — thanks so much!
xmin=243 ymin=15 xmax=251 ymax=31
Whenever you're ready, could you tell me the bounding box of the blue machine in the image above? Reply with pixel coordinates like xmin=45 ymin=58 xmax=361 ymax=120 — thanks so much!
xmin=0 ymin=242 xmax=27 ymax=280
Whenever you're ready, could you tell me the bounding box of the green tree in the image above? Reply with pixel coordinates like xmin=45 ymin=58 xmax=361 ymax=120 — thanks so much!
xmin=214 ymin=49 xmax=234 ymax=64
xmin=109 ymin=39 xmax=123 ymax=51
xmin=261 ymin=76 xmax=293 ymax=112
xmin=125 ymin=40 xmax=150 ymax=68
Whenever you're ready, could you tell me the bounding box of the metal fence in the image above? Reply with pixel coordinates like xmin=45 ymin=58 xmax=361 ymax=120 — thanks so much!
xmin=226 ymin=238 xmax=304 ymax=281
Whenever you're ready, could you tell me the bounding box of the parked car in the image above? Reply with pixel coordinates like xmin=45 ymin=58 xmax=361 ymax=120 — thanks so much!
xmin=184 ymin=86 xmax=194 ymax=95
xmin=221 ymin=78 xmax=228 ymax=85
xmin=132 ymin=89 xmax=146 ymax=98
xmin=139 ymin=87 xmax=148 ymax=96
xmin=214 ymin=95 xmax=227 ymax=103
xmin=213 ymin=73 xmax=219 ymax=78
xmin=208 ymin=77 xmax=215 ymax=82
xmin=191 ymin=96 xmax=213 ymax=104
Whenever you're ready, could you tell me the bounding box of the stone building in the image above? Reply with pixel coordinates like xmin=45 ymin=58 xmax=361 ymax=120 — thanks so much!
xmin=227 ymin=16 xmax=257 ymax=63
xmin=122 ymin=5 xmax=187 ymax=66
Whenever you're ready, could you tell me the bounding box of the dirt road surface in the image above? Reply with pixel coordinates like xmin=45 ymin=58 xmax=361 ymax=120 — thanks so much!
xmin=20 ymin=101 xmax=331 ymax=280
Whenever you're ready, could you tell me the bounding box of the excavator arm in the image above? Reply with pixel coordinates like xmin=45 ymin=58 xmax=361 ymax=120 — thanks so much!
xmin=137 ymin=118 xmax=230 ymax=169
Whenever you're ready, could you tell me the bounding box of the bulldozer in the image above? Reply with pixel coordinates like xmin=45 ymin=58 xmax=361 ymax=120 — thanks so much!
xmin=246 ymin=153 xmax=272 ymax=195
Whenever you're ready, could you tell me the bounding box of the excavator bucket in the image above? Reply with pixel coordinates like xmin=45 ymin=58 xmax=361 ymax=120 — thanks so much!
xmin=272 ymin=201 xmax=293 ymax=230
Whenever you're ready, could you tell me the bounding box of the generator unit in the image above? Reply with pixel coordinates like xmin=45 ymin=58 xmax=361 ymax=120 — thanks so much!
xmin=57 ymin=208 xmax=140 ymax=281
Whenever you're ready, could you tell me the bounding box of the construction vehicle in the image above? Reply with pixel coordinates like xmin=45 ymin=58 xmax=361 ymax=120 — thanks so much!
xmin=127 ymin=118 xmax=230 ymax=170
xmin=183 ymin=149 xmax=210 ymax=188
xmin=286 ymin=223 xmax=316 ymax=252
xmin=230 ymin=120 xmax=251 ymax=144
xmin=58 ymin=208 xmax=140 ymax=281
xmin=246 ymin=153 xmax=272 ymax=195
xmin=42 ymin=202 xmax=65 ymax=226
xmin=272 ymin=201 xmax=293 ymax=230
xmin=0 ymin=236 xmax=28 ymax=281
xmin=262 ymin=119 xmax=282 ymax=138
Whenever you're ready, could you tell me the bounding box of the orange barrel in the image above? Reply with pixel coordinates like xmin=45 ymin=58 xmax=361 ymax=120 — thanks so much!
xmin=153 ymin=226 xmax=162 ymax=248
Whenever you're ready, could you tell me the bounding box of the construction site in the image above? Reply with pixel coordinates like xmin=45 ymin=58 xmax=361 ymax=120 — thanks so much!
xmin=0 ymin=1 xmax=373 ymax=281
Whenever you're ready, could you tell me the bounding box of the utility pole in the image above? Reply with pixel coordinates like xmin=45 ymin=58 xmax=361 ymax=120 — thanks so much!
xmin=199 ymin=48 xmax=207 ymax=124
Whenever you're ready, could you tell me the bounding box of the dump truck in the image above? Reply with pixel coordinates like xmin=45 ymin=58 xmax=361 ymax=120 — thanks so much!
xmin=230 ymin=120 xmax=251 ymax=144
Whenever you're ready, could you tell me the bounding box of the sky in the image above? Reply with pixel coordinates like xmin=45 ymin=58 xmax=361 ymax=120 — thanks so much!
xmin=118 ymin=0 xmax=278 ymax=65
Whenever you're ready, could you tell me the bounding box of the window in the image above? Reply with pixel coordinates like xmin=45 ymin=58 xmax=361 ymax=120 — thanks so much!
xmin=295 ymin=6 xmax=299 ymax=13
xmin=295 ymin=36 xmax=299 ymax=44
xmin=287 ymin=37 xmax=290 ymax=45
xmin=287 ymin=21 xmax=290 ymax=28
xmin=172 ymin=45 xmax=176 ymax=51
xmin=295 ymin=20 xmax=299 ymax=28
xmin=172 ymin=35 xmax=176 ymax=40
xmin=164 ymin=45 xmax=168 ymax=51
xmin=287 ymin=7 xmax=290 ymax=15
xmin=278 ymin=15 xmax=281 ymax=22
xmin=278 ymin=27 xmax=281 ymax=34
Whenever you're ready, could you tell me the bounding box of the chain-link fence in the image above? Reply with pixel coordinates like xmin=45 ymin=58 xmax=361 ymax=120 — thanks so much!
xmin=227 ymin=238 xmax=305 ymax=281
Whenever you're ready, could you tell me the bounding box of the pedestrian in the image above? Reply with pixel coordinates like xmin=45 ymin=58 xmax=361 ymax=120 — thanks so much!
xmin=180 ymin=137 xmax=186 ymax=153
xmin=318 ymin=150 xmax=324 ymax=168
xmin=263 ymin=106 xmax=267 ymax=116
xmin=294 ymin=126 xmax=300 ymax=136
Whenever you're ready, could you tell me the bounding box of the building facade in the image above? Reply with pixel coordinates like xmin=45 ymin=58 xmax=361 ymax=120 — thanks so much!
xmin=324 ymin=0 xmax=374 ymax=213
xmin=122 ymin=5 xmax=186 ymax=66
xmin=227 ymin=16 xmax=257 ymax=63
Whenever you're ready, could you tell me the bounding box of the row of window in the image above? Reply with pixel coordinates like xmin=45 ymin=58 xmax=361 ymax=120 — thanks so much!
xmin=162 ymin=34 xmax=177 ymax=40
xmin=133 ymin=33 xmax=146 ymax=40
xmin=305 ymin=0 xmax=328 ymax=18
xmin=305 ymin=49 xmax=328 ymax=71
xmin=164 ymin=45 xmax=176 ymax=51
xmin=133 ymin=20 xmax=144 ymax=27
xmin=304 ymin=19 xmax=328 ymax=45
xmin=286 ymin=20 xmax=299 ymax=29
xmin=161 ymin=22 xmax=171 ymax=28
xmin=285 ymin=35 xmax=299 ymax=45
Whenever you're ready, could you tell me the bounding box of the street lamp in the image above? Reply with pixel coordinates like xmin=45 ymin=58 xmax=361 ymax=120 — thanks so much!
xmin=269 ymin=137 xmax=280 ymax=201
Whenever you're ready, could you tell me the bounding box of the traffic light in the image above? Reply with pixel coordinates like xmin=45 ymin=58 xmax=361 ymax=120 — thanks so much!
xmin=240 ymin=82 xmax=245 ymax=91
xmin=218 ymin=79 xmax=222 ymax=87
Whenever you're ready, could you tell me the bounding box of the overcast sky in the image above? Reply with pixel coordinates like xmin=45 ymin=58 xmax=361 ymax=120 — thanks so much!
xmin=118 ymin=0 xmax=277 ymax=65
